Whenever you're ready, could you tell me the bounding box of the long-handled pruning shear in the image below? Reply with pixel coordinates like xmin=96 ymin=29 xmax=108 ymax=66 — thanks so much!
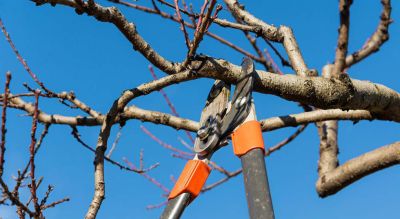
xmin=161 ymin=57 xmax=274 ymax=219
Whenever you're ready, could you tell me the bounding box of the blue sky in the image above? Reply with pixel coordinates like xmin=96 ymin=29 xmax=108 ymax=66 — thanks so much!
xmin=0 ymin=1 xmax=399 ymax=218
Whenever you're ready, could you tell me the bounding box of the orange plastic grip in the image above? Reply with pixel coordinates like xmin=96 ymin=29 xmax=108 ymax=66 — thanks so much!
xmin=231 ymin=120 xmax=265 ymax=157
xmin=168 ymin=160 xmax=211 ymax=200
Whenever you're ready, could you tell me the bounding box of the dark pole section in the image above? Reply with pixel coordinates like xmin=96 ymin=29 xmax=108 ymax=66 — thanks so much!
xmin=160 ymin=193 xmax=191 ymax=219
xmin=241 ymin=148 xmax=275 ymax=219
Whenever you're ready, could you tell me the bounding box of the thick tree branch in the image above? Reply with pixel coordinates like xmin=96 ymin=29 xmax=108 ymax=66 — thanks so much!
xmin=316 ymin=141 xmax=400 ymax=197
xmin=225 ymin=5 xmax=274 ymax=72
xmin=317 ymin=120 xmax=339 ymax=175
xmin=317 ymin=64 xmax=339 ymax=178
xmin=32 ymin=1 xmax=400 ymax=123
xmin=83 ymin=68 xmax=198 ymax=218
xmin=224 ymin=0 xmax=308 ymax=76
xmin=3 ymin=94 xmax=381 ymax=133
xmin=192 ymin=57 xmax=400 ymax=122
xmin=2 ymin=60 xmax=399 ymax=133
xmin=260 ymin=109 xmax=373 ymax=132
xmin=279 ymin=26 xmax=309 ymax=76
xmin=223 ymin=0 xmax=282 ymax=42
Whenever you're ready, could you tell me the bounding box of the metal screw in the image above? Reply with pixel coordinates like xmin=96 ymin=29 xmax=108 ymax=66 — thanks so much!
xmin=197 ymin=128 xmax=208 ymax=140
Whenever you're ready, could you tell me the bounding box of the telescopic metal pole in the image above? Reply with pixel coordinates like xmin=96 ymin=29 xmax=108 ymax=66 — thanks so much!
xmin=241 ymin=148 xmax=274 ymax=219
xmin=160 ymin=193 xmax=190 ymax=219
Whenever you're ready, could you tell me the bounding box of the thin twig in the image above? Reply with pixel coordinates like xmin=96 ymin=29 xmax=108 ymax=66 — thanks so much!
xmin=265 ymin=124 xmax=308 ymax=156
xmin=13 ymin=124 xmax=51 ymax=195
xmin=41 ymin=197 xmax=70 ymax=210
xmin=183 ymin=0 xmax=217 ymax=66
xmin=264 ymin=39 xmax=291 ymax=67
xmin=202 ymin=168 xmax=242 ymax=192
xmin=345 ymin=0 xmax=392 ymax=67
xmin=174 ymin=0 xmax=191 ymax=49
xmin=177 ymin=136 xmax=194 ymax=151
xmin=0 ymin=179 xmax=34 ymax=217
xmin=195 ymin=0 xmax=209 ymax=33
xmin=113 ymin=0 xmax=263 ymax=64
xmin=264 ymin=48 xmax=283 ymax=75
xmin=0 ymin=19 xmax=54 ymax=95
xmin=0 ymin=72 xmax=11 ymax=177
xmin=123 ymin=158 xmax=170 ymax=194
xmin=148 ymin=66 xmax=195 ymax=143
xmin=140 ymin=125 xmax=193 ymax=157
xmin=39 ymin=185 xmax=53 ymax=208
xmin=146 ymin=200 xmax=168 ymax=210
xmin=28 ymin=90 xmax=40 ymax=216
xmin=106 ymin=125 xmax=123 ymax=158
xmin=70 ymin=126 xmax=153 ymax=173
xmin=229 ymin=13 xmax=274 ymax=72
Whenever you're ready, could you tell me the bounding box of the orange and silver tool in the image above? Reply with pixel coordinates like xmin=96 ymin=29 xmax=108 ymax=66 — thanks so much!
xmin=161 ymin=57 xmax=274 ymax=219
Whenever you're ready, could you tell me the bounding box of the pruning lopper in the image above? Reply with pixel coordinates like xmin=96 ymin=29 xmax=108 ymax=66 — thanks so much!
xmin=161 ymin=57 xmax=274 ymax=219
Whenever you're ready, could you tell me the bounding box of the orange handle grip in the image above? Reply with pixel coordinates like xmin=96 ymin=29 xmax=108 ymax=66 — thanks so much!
xmin=231 ymin=120 xmax=265 ymax=157
xmin=168 ymin=160 xmax=211 ymax=201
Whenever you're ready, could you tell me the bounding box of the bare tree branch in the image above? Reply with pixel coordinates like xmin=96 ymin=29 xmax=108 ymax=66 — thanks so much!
xmin=0 ymin=1 xmax=397 ymax=217
xmin=34 ymin=0 xmax=180 ymax=74
xmin=192 ymin=57 xmax=400 ymax=122
xmin=317 ymin=64 xmax=339 ymax=180
xmin=260 ymin=109 xmax=373 ymax=131
xmin=223 ymin=0 xmax=281 ymax=42
xmin=0 ymin=73 xmax=11 ymax=177
xmin=148 ymin=66 xmax=195 ymax=143
xmin=1 ymin=93 xmax=391 ymax=133
xmin=0 ymin=20 xmax=53 ymax=94
xmin=112 ymin=0 xmax=263 ymax=63
xmin=332 ymin=0 xmax=353 ymax=77
xmin=279 ymin=26 xmax=309 ymax=76
xmin=28 ymin=90 xmax=40 ymax=218
xmin=183 ymin=0 xmax=217 ymax=66
xmin=173 ymin=0 xmax=191 ymax=49
xmin=317 ymin=141 xmax=400 ymax=197
xmin=345 ymin=0 xmax=392 ymax=67
xmin=265 ymin=124 xmax=308 ymax=156
xmin=70 ymin=126 xmax=155 ymax=174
